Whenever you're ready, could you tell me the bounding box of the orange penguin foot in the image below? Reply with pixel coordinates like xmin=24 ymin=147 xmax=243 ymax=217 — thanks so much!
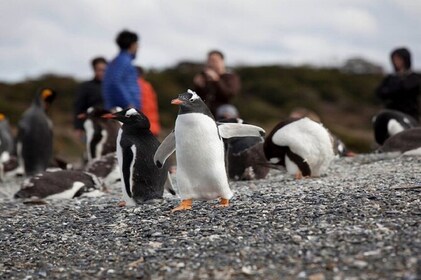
xmin=214 ymin=198 xmax=230 ymax=208
xmin=295 ymin=171 xmax=303 ymax=180
xmin=171 ymin=199 xmax=193 ymax=213
xmin=118 ymin=200 xmax=126 ymax=207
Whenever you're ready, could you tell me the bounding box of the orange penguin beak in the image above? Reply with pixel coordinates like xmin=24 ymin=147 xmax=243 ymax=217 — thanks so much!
xmin=77 ymin=113 xmax=87 ymax=119
xmin=0 ymin=113 xmax=5 ymax=121
xmin=101 ymin=113 xmax=116 ymax=119
xmin=171 ymin=98 xmax=184 ymax=105
xmin=41 ymin=89 xmax=53 ymax=100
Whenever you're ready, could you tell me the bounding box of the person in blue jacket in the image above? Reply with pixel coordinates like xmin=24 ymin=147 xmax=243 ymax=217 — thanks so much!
xmin=103 ymin=30 xmax=141 ymax=110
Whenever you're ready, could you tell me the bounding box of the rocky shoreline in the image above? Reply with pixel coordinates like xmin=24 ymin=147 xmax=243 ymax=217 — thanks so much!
xmin=1 ymin=154 xmax=420 ymax=279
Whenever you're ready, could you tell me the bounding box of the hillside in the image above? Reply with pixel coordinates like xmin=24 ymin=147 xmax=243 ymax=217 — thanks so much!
xmin=0 ymin=64 xmax=384 ymax=162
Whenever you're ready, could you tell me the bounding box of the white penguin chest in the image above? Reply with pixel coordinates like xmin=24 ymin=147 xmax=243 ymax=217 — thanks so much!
xmin=175 ymin=113 xmax=223 ymax=158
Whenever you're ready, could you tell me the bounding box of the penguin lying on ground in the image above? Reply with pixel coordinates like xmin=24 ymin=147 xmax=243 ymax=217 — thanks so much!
xmin=84 ymin=152 xmax=120 ymax=185
xmin=264 ymin=117 xmax=334 ymax=179
xmin=102 ymin=108 xmax=175 ymax=206
xmin=219 ymin=118 xmax=269 ymax=181
xmin=154 ymin=90 xmax=265 ymax=212
xmin=372 ymin=109 xmax=418 ymax=145
xmin=17 ymin=88 xmax=56 ymax=176
xmin=78 ymin=107 xmax=121 ymax=162
xmin=378 ymin=127 xmax=421 ymax=155
xmin=14 ymin=170 xmax=104 ymax=200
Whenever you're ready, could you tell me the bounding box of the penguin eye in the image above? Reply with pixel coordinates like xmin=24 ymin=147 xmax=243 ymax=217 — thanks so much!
xmin=189 ymin=98 xmax=194 ymax=102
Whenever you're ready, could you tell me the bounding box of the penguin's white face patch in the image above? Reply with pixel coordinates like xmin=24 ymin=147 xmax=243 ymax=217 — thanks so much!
xmin=125 ymin=108 xmax=139 ymax=117
xmin=187 ymin=89 xmax=200 ymax=102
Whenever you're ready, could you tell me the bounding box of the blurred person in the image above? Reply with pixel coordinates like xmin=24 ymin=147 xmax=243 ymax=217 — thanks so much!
xmin=74 ymin=56 xmax=107 ymax=138
xmin=215 ymin=104 xmax=239 ymax=121
xmin=135 ymin=66 xmax=161 ymax=136
xmin=103 ymin=30 xmax=141 ymax=111
xmin=376 ymin=47 xmax=421 ymax=121
xmin=193 ymin=50 xmax=241 ymax=115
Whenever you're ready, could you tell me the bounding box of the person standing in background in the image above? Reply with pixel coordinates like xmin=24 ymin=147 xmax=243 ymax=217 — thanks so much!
xmin=74 ymin=56 xmax=107 ymax=138
xmin=135 ymin=66 xmax=161 ymax=136
xmin=193 ymin=50 xmax=241 ymax=116
xmin=376 ymin=47 xmax=421 ymax=121
xmin=102 ymin=30 xmax=141 ymax=110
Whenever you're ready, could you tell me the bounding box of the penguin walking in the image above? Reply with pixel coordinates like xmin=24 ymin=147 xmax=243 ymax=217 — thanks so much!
xmin=102 ymin=108 xmax=174 ymax=206
xmin=264 ymin=117 xmax=334 ymax=178
xmin=78 ymin=107 xmax=121 ymax=162
xmin=17 ymin=88 xmax=56 ymax=176
xmin=372 ymin=109 xmax=418 ymax=145
xmin=154 ymin=90 xmax=265 ymax=212
xmin=14 ymin=170 xmax=104 ymax=200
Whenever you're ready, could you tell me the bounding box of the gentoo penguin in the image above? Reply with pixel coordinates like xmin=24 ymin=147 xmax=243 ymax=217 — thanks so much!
xmin=219 ymin=118 xmax=269 ymax=181
xmin=378 ymin=127 xmax=421 ymax=155
xmin=14 ymin=170 xmax=104 ymax=200
xmin=0 ymin=114 xmax=15 ymax=180
xmin=372 ymin=109 xmax=418 ymax=145
xmin=102 ymin=108 xmax=174 ymax=206
xmin=78 ymin=107 xmax=121 ymax=162
xmin=0 ymin=114 xmax=14 ymax=160
xmin=17 ymin=88 xmax=56 ymax=176
xmin=264 ymin=117 xmax=334 ymax=178
xmin=154 ymin=90 xmax=265 ymax=212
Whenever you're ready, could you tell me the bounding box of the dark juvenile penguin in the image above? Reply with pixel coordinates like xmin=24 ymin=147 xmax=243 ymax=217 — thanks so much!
xmin=154 ymin=90 xmax=265 ymax=212
xmin=102 ymin=108 xmax=174 ymax=206
xmin=78 ymin=107 xmax=121 ymax=162
xmin=264 ymin=117 xmax=334 ymax=179
xmin=14 ymin=170 xmax=103 ymax=200
xmin=84 ymin=152 xmax=120 ymax=185
xmin=372 ymin=109 xmax=418 ymax=145
xmin=219 ymin=118 xmax=269 ymax=181
xmin=17 ymin=88 xmax=56 ymax=176
xmin=379 ymin=127 xmax=421 ymax=155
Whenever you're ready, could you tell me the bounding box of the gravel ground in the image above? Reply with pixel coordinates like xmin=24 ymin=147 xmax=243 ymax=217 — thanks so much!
xmin=1 ymin=154 xmax=420 ymax=280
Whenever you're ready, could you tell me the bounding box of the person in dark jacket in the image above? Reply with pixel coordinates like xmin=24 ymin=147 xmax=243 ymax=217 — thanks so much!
xmin=376 ymin=47 xmax=421 ymax=121
xmin=74 ymin=57 xmax=107 ymax=136
xmin=193 ymin=50 xmax=241 ymax=116
xmin=102 ymin=30 xmax=141 ymax=111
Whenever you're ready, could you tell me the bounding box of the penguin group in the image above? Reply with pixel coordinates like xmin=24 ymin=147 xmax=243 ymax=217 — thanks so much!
xmin=3 ymin=87 xmax=354 ymax=211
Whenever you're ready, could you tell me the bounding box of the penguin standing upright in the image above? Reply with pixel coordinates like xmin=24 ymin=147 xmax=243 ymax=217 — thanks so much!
xmin=0 ymin=113 xmax=15 ymax=180
xmin=17 ymin=88 xmax=56 ymax=176
xmin=264 ymin=117 xmax=334 ymax=178
xmin=102 ymin=108 xmax=174 ymax=206
xmin=154 ymin=90 xmax=265 ymax=212
xmin=0 ymin=114 xmax=14 ymax=161
xmin=78 ymin=107 xmax=121 ymax=162
xmin=372 ymin=109 xmax=418 ymax=145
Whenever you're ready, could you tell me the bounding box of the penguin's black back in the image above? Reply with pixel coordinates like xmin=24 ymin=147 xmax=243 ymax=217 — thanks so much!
xmin=120 ymin=125 xmax=167 ymax=202
xmin=373 ymin=109 xmax=418 ymax=145
xmin=18 ymin=104 xmax=53 ymax=175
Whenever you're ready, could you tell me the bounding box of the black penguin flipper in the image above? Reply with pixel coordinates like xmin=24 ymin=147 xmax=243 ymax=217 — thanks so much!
xmin=286 ymin=148 xmax=311 ymax=176
xmin=217 ymin=123 xmax=265 ymax=139
xmin=154 ymin=131 xmax=175 ymax=168
xmin=122 ymin=146 xmax=134 ymax=198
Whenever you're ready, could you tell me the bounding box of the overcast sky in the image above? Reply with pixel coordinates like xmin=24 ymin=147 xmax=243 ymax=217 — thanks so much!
xmin=0 ymin=0 xmax=420 ymax=82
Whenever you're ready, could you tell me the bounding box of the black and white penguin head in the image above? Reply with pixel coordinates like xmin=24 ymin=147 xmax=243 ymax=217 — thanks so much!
xmin=171 ymin=89 xmax=212 ymax=116
xmin=35 ymin=87 xmax=57 ymax=110
xmin=102 ymin=108 xmax=150 ymax=129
